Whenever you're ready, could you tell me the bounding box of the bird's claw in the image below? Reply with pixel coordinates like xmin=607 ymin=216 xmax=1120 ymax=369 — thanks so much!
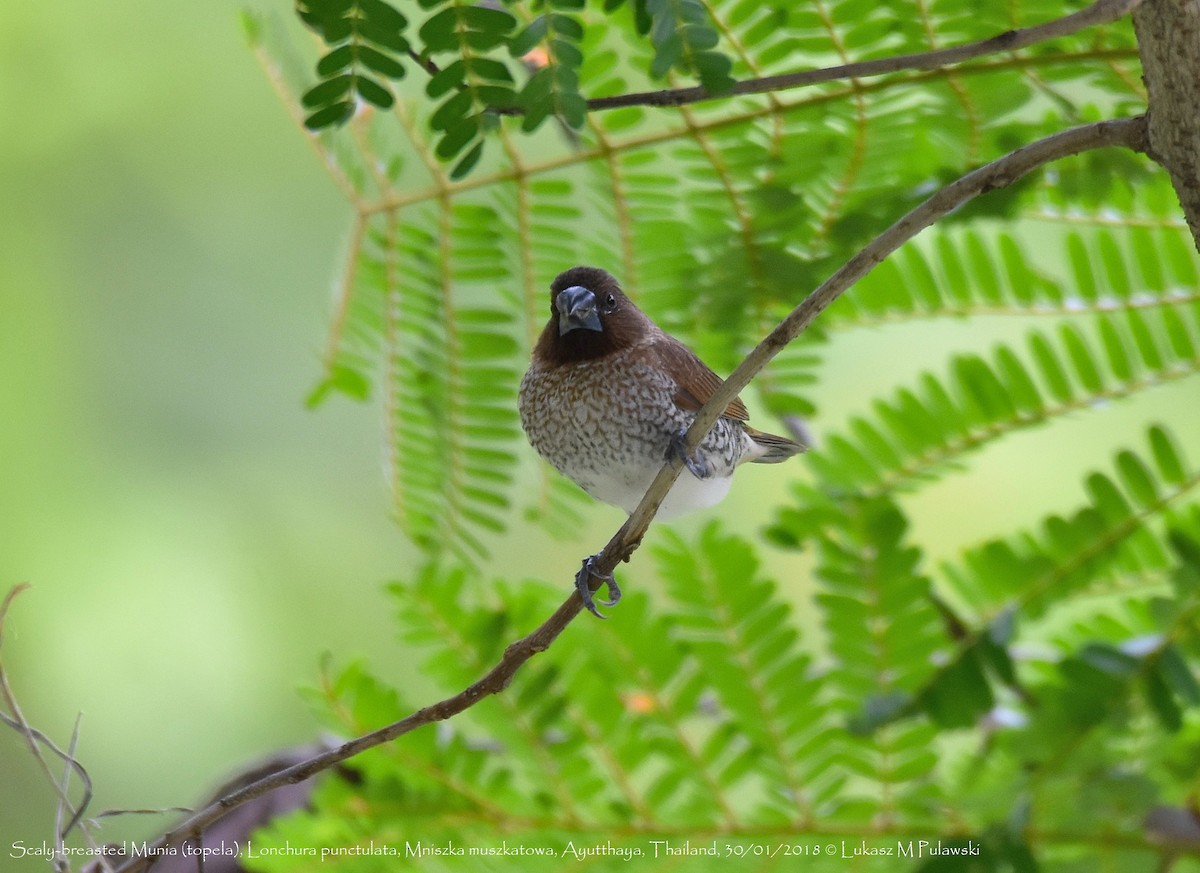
xmin=668 ymin=429 xmax=710 ymax=479
xmin=576 ymin=554 xmax=621 ymax=618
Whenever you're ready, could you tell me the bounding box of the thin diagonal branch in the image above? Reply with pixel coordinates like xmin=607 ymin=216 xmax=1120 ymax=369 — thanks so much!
xmin=581 ymin=0 xmax=1142 ymax=113
xmin=0 ymin=586 xmax=94 ymax=839
xmin=403 ymin=0 xmax=1138 ymax=121
xmin=53 ymin=714 xmax=84 ymax=873
xmin=111 ymin=114 xmax=1149 ymax=873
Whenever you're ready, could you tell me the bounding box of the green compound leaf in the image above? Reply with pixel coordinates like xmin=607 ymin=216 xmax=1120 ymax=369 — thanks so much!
xmin=644 ymin=0 xmax=735 ymax=93
xmin=298 ymin=0 xmax=413 ymax=130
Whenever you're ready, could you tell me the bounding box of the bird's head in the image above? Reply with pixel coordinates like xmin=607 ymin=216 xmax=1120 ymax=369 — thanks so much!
xmin=536 ymin=266 xmax=650 ymax=363
xmin=552 ymin=266 xmax=624 ymax=336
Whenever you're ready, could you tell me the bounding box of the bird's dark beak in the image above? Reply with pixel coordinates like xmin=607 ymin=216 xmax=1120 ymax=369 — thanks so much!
xmin=556 ymin=286 xmax=603 ymax=335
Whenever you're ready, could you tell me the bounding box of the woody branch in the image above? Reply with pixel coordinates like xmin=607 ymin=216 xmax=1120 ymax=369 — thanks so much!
xmin=578 ymin=0 xmax=1143 ymax=113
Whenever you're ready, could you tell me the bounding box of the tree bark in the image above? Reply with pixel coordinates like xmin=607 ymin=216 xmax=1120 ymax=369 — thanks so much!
xmin=1134 ymin=0 xmax=1200 ymax=249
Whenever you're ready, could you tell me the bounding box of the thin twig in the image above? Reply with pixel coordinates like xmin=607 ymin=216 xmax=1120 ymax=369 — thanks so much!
xmin=0 ymin=710 xmax=95 ymax=827
xmin=53 ymin=714 xmax=84 ymax=872
xmin=407 ymin=49 xmax=440 ymax=77
xmin=392 ymin=0 xmax=1138 ymax=123
xmin=0 ymin=585 xmax=93 ymax=840
xmin=111 ymin=114 xmax=1149 ymax=873
xmin=94 ymin=806 xmax=194 ymax=819
xmin=527 ymin=0 xmax=1144 ymax=114
xmin=0 ymin=583 xmax=30 ymax=643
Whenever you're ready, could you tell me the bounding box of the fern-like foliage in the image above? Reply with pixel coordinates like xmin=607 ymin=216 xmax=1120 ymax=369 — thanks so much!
xmin=297 ymin=0 xmax=412 ymax=127
xmin=418 ymin=1 xmax=520 ymax=177
xmin=252 ymin=481 xmax=1199 ymax=869
xmin=509 ymin=1 xmax=587 ymax=132
xmin=243 ymin=0 xmax=1200 ymax=869
xmin=807 ymin=302 xmax=1200 ymax=496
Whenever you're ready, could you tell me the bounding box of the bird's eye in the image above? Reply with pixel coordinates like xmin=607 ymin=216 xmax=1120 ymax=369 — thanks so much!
xmin=604 ymin=293 xmax=616 ymax=311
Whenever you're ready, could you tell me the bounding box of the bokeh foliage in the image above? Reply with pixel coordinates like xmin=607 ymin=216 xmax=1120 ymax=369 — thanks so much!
xmin=245 ymin=0 xmax=1199 ymax=869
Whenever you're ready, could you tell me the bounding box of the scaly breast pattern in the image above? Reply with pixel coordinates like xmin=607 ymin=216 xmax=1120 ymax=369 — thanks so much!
xmin=518 ymin=347 xmax=745 ymax=508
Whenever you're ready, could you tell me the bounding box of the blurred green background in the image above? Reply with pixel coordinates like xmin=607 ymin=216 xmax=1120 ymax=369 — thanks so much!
xmin=3 ymin=0 xmax=1200 ymax=861
xmin=0 ymin=0 xmax=412 ymax=847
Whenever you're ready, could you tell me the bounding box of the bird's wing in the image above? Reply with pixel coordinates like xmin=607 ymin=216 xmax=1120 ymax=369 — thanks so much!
xmin=651 ymin=336 xmax=750 ymax=422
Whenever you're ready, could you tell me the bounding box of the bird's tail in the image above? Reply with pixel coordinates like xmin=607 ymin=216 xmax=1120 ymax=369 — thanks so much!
xmin=744 ymin=426 xmax=807 ymax=464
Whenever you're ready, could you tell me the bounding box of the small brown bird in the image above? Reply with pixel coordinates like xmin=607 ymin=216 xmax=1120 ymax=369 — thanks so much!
xmin=519 ymin=266 xmax=805 ymax=615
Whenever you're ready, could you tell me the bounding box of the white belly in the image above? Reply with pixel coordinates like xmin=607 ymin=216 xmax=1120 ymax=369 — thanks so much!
xmin=583 ymin=459 xmax=734 ymax=518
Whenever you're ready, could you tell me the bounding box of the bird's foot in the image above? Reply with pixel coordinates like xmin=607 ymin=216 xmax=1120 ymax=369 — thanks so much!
xmin=667 ymin=429 xmax=711 ymax=479
xmin=575 ymin=553 xmax=621 ymax=619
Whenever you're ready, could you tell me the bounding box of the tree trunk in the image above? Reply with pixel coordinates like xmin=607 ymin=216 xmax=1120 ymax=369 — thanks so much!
xmin=1134 ymin=0 xmax=1200 ymax=250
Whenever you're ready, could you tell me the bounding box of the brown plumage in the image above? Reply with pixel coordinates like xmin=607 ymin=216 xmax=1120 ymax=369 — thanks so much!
xmin=519 ymin=266 xmax=805 ymax=519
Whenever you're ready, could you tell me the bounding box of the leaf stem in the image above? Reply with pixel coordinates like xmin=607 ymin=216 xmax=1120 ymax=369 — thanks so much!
xmin=507 ymin=0 xmax=1146 ymax=115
